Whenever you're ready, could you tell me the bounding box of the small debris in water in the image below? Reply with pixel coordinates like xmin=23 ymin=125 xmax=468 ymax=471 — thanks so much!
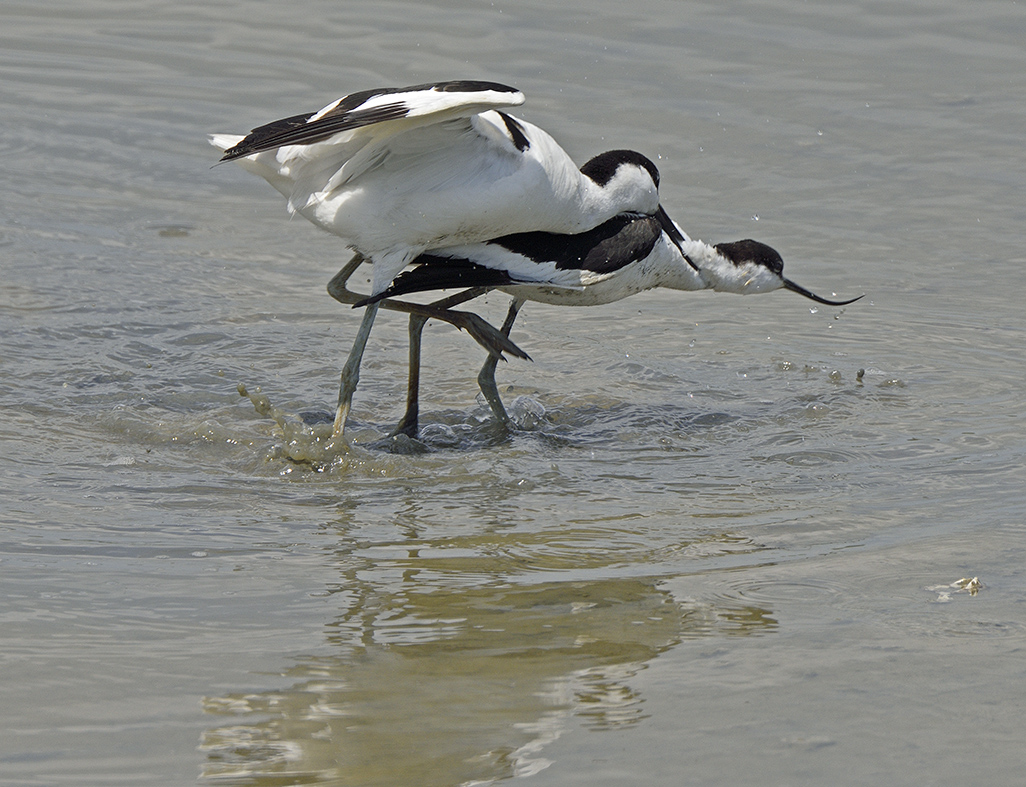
xmin=928 ymin=576 xmax=983 ymax=602
xmin=955 ymin=576 xmax=982 ymax=594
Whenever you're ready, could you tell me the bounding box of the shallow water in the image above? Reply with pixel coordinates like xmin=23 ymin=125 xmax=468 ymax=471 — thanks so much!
xmin=2 ymin=1 xmax=1025 ymax=784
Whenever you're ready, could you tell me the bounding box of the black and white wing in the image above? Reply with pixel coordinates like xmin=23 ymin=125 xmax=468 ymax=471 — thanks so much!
xmin=359 ymin=213 xmax=667 ymax=305
xmin=210 ymin=80 xmax=530 ymax=222
xmin=218 ymin=80 xmax=524 ymax=161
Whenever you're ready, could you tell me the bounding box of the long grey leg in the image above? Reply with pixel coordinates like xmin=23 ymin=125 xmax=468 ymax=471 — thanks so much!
xmin=391 ymin=312 xmax=428 ymax=438
xmin=333 ymin=301 xmax=379 ymax=436
xmin=478 ymin=298 xmax=524 ymax=425
xmin=392 ymin=286 xmax=506 ymax=437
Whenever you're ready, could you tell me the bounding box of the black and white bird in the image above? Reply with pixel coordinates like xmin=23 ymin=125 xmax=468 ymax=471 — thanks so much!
xmin=361 ymin=213 xmax=862 ymax=429
xmin=212 ymin=80 xmax=685 ymax=437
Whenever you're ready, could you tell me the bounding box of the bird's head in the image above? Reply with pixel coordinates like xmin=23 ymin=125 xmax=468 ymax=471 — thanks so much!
xmin=706 ymin=239 xmax=862 ymax=305
xmin=579 ymin=150 xmax=661 ymax=215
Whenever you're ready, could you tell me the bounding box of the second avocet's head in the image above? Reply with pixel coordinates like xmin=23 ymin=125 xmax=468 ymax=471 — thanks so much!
xmin=704 ymin=239 xmax=863 ymax=305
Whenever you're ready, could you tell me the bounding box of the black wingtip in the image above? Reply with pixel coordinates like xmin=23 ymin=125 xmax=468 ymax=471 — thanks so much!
xmin=219 ymin=143 xmax=252 ymax=163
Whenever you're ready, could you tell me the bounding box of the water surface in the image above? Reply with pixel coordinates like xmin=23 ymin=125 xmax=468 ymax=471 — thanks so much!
xmin=2 ymin=1 xmax=1025 ymax=784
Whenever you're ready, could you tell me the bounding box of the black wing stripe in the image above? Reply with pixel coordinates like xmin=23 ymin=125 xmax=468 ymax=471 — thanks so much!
xmin=496 ymin=111 xmax=530 ymax=152
xmin=356 ymin=257 xmax=515 ymax=306
xmin=493 ymin=214 xmax=663 ymax=274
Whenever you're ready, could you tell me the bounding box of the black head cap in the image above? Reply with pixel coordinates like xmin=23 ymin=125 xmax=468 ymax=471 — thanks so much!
xmin=714 ymin=239 xmax=784 ymax=275
xmin=580 ymin=150 xmax=660 ymax=187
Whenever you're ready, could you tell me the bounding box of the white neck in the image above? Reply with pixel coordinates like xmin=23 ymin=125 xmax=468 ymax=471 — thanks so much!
xmin=571 ymin=168 xmax=660 ymax=230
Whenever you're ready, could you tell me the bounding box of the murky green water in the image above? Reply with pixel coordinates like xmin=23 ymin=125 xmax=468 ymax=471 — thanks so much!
xmin=2 ymin=1 xmax=1025 ymax=784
